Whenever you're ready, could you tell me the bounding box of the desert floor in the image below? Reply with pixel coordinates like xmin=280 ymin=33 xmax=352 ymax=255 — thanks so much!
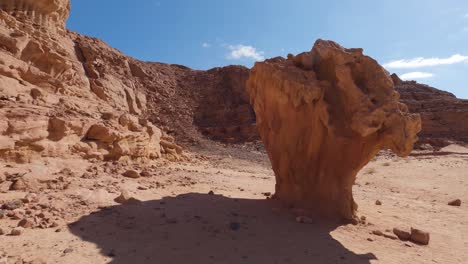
xmin=0 ymin=143 xmax=467 ymax=264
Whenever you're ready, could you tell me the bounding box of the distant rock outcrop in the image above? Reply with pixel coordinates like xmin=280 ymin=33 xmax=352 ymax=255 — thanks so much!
xmin=393 ymin=75 xmax=468 ymax=147
xmin=247 ymin=40 xmax=421 ymax=220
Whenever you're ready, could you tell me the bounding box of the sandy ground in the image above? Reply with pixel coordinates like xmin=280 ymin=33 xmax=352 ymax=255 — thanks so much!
xmin=0 ymin=143 xmax=467 ymax=264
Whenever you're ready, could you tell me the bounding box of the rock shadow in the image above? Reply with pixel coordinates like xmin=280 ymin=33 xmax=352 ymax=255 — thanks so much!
xmin=69 ymin=193 xmax=376 ymax=264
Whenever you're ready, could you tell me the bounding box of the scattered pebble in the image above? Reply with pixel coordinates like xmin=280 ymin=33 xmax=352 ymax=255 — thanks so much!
xmin=63 ymin=248 xmax=73 ymax=254
xmin=140 ymin=170 xmax=151 ymax=177
xmin=295 ymin=216 xmax=314 ymax=224
xmin=383 ymin=233 xmax=398 ymax=240
xmin=372 ymin=230 xmax=383 ymax=236
xmin=122 ymin=170 xmax=140 ymax=179
xmin=448 ymin=199 xmax=461 ymax=207
xmin=375 ymin=200 xmax=382 ymax=206
xmin=410 ymin=227 xmax=430 ymax=245
xmin=10 ymin=227 xmax=24 ymax=236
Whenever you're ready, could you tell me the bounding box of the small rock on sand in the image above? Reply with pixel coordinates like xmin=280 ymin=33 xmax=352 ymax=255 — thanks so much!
xmin=375 ymin=200 xmax=382 ymax=205
xmin=140 ymin=170 xmax=152 ymax=177
xmin=122 ymin=170 xmax=140 ymax=179
xmin=9 ymin=178 xmax=28 ymax=191
xmin=410 ymin=227 xmax=430 ymax=245
xmin=0 ymin=227 xmax=6 ymax=235
xmin=372 ymin=230 xmax=384 ymax=236
xmin=114 ymin=190 xmax=140 ymax=204
xmin=296 ymin=216 xmax=314 ymax=224
xmin=10 ymin=227 xmax=24 ymax=236
xmin=448 ymin=199 xmax=461 ymax=207
xmin=18 ymin=218 xmax=34 ymax=228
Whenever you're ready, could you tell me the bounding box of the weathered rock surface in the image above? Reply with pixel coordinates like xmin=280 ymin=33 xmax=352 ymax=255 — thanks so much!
xmin=393 ymin=75 xmax=468 ymax=147
xmin=247 ymin=40 xmax=421 ymax=220
xmin=0 ymin=1 xmax=192 ymax=163
xmin=0 ymin=0 xmax=259 ymax=165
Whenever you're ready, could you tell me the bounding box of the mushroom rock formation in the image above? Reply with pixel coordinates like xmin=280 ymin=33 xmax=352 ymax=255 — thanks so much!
xmin=247 ymin=39 xmax=422 ymax=220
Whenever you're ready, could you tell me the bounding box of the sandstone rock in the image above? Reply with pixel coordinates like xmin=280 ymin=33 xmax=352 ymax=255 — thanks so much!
xmin=10 ymin=227 xmax=24 ymax=236
xmin=0 ymin=227 xmax=6 ymax=235
xmin=114 ymin=190 xmax=139 ymax=204
xmin=382 ymin=233 xmax=398 ymax=240
xmin=448 ymin=199 xmax=461 ymax=207
xmin=393 ymin=227 xmax=411 ymax=241
xmin=372 ymin=230 xmax=384 ymax=236
xmin=410 ymin=228 xmax=430 ymax=245
xmin=122 ymin=170 xmax=140 ymax=179
xmin=247 ymin=39 xmax=421 ymax=220
xmin=10 ymin=178 xmax=27 ymax=191
xmin=18 ymin=218 xmax=34 ymax=228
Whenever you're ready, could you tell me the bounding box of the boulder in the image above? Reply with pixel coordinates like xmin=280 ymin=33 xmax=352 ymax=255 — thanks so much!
xmin=247 ymin=39 xmax=421 ymax=220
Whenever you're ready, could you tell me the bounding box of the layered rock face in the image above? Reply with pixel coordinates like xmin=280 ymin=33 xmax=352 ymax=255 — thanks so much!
xmin=247 ymin=40 xmax=421 ymax=220
xmin=0 ymin=1 xmax=183 ymax=163
xmin=392 ymin=75 xmax=468 ymax=147
xmin=0 ymin=0 xmax=257 ymax=163
xmin=194 ymin=66 xmax=257 ymax=143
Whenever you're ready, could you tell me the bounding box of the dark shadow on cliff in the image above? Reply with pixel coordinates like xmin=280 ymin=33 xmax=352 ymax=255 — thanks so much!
xmin=68 ymin=193 xmax=376 ymax=264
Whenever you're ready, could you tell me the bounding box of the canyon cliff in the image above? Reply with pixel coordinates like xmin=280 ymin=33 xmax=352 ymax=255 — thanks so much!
xmin=0 ymin=0 xmax=256 ymax=163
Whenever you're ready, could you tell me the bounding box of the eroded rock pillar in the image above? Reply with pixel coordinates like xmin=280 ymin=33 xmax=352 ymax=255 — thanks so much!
xmin=247 ymin=40 xmax=421 ymax=220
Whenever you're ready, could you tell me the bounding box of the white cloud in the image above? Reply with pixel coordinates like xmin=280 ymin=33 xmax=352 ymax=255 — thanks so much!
xmin=202 ymin=42 xmax=211 ymax=48
xmin=383 ymin=54 xmax=468 ymax=69
xmin=226 ymin=45 xmax=265 ymax=61
xmin=400 ymin=72 xmax=434 ymax=80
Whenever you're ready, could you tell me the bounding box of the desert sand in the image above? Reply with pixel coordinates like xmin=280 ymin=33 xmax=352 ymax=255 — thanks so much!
xmin=1 ymin=142 xmax=467 ymax=264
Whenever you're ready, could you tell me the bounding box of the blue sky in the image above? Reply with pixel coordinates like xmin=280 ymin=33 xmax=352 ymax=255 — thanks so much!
xmin=68 ymin=0 xmax=468 ymax=98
